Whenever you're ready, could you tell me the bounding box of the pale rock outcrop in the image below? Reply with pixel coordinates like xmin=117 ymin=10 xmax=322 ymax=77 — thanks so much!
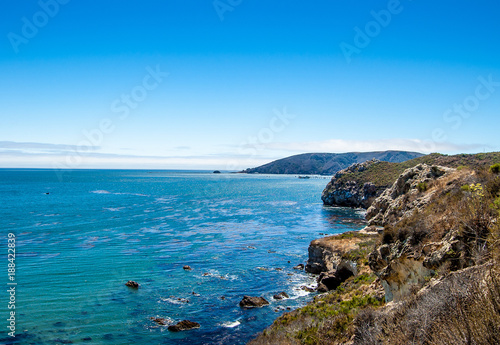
xmin=366 ymin=164 xmax=454 ymax=226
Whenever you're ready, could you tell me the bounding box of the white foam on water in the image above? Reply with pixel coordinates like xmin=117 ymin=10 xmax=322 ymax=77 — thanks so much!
xmin=220 ymin=320 xmax=241 ymax=328
xmin=91 ymin=190 xmax=111 ymax=194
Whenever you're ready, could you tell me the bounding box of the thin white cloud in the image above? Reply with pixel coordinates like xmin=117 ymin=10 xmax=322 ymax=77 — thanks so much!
xmin=0 ymin=141 xmax=100 ymax=153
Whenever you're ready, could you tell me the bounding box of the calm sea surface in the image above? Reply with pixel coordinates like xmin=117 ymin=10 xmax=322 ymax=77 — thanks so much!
xmin=0 ymin=169 xmax=365 ymax=345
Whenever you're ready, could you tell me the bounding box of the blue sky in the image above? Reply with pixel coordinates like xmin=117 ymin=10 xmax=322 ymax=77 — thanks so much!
xmin=1 ymin=0 xmax=499 ymax=169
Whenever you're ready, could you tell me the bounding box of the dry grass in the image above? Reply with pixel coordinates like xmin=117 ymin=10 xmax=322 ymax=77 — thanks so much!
xmin=354 ymin=262 xmax=500 ymax=345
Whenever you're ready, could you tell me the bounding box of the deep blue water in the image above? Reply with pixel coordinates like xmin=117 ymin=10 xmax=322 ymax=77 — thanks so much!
xmin=0 ymin=169 xmax=365 ymax=345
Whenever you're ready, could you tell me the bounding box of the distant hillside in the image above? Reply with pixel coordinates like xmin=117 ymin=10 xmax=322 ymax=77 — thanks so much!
xmin=241 ymin=151 xmax=424 ymax=175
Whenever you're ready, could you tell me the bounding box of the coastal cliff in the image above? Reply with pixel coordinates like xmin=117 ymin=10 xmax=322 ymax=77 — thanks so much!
xmin=249 ymin=154 xmax=500 ymax=345
xmin=321 ymin=159 xmax=382 ymax=208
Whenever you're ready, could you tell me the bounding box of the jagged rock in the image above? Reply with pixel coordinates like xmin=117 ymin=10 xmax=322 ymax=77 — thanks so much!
xmin=293 ymin=264 xmax=304 ymax=270
xmin=300 ymin=286 xmax=315 ymax=292
xmin=168 ymin=320 xmax=200 ymax=332
xmin=239 ymin=296 xmax=270 ymax=308
xmin=366 ymin=164 xmax=454 ymax=226
xmin=125 ymin=281 xmax=139 ymax=288
xmin=322 ymin=160 xmax=382 ymax=208
xmin=273 ymin=291 xmax=289 ymax=300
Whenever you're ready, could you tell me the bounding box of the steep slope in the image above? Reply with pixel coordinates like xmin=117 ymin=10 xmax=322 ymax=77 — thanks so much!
xmin=241 ymin=151 xmax=423 ymax=175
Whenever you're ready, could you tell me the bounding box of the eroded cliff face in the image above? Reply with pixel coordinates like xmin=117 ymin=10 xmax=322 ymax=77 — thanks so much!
xmin=321 ymin=159 xmax=381 ymax=208
xmin=365 ymin=165 xmax=474 ymax=302
xmin=305 ymin=235 xmax=362 ymax=274
xmin=366 ymin=164 xmax=455 ymax=226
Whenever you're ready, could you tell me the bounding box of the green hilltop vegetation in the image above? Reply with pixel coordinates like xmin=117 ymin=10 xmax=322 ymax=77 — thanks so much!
xmin=336 ymin=152 xmax=500 ymax=188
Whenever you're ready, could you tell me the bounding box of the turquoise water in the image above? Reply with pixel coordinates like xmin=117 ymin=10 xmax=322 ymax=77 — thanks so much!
xmin=0 ymin=170 xmax=365 ymax=345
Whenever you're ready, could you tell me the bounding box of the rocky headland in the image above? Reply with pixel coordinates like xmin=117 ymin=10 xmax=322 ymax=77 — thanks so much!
xmin=249 ymin=152 xmax=500 ymax=344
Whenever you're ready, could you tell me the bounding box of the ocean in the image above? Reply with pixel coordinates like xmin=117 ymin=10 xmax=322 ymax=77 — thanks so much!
xmin=0 ymin=169 xmax=365 ymax=345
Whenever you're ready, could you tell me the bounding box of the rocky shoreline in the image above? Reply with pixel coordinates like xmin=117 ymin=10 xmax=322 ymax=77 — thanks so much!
xmin=248 ymin=157 xmax=500 ymax=344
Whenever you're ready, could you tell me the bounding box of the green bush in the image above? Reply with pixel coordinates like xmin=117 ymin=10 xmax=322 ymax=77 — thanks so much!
xmin=490 ymin=163 xmax=500 ymax=174
xmin=417 ymin=182 xmax=428 ymax=192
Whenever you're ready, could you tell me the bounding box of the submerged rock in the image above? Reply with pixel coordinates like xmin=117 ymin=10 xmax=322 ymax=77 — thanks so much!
xmin=150 ymin=317 xmax=169 ymax=326
xmin=239 ymin=296 xmax=270 ymax=308
xmin=168 ymin=320 xmax=200 ymax=332
xmin=125 ymin=281 xmax=139 ymax=288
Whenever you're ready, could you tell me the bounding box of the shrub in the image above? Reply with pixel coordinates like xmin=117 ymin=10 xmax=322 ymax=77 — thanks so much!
xmin=417 ymin=182 xmax=428 ymax=192
xmin=490 ymin=163 xmax=500 ymax=174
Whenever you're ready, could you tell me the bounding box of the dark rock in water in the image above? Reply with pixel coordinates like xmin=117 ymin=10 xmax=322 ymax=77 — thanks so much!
xmin=239 ymin=295 xmax=270 ymax=308
xmin=202 ymin=272 xmax=210 ymax=276
xmin=168 ymin=320 xmax=200 ymax=332
xmin=82 ymin=337 xmax=92 ymax=341
xmin=300 ymin=286 xmax=315 ymax=292
xmin=273 ymin=291 xmax=289 ymax=300
xmin=275 ymin=267 xmax=283 ymax=271
xmin=183 ymin=265 xmax=192 ymax=270
xmin=150 ymin=317 xmax=169 ymax=326
xmin=103 ymin=334 xmax=114 ymax=340
xmin=53 ymin=321 xmax=66 ymax=327
xmin=220 ymin=296 xmax=226 ymax=300
xmin=125 ymin=281 xmax=139 ymax=288
xmin=45 ymin=192 xmax=50 ymax=195
xmin=213 ymin=170 xmax=221 ymax=174
xmin=247 ymin=246 xmax=256 ymax=249
xmin=293 ymin=264 xmax=305 ymax=270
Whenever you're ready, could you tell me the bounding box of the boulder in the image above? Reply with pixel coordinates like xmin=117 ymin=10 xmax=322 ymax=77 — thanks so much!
xmin=293 ymin=264 xmax=304 ymax=270
xmin=168 ymin=320 xmax=200 ymax=332
xmin=273 ymin=291 xmax=289 ymax=300
xmin=183 ymin=265 xmax=192 ymax=270
xmin=239 ymin=296 xmax=270 ymax=308
xmin=125 ymin=281 xmax=139 ymax=288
